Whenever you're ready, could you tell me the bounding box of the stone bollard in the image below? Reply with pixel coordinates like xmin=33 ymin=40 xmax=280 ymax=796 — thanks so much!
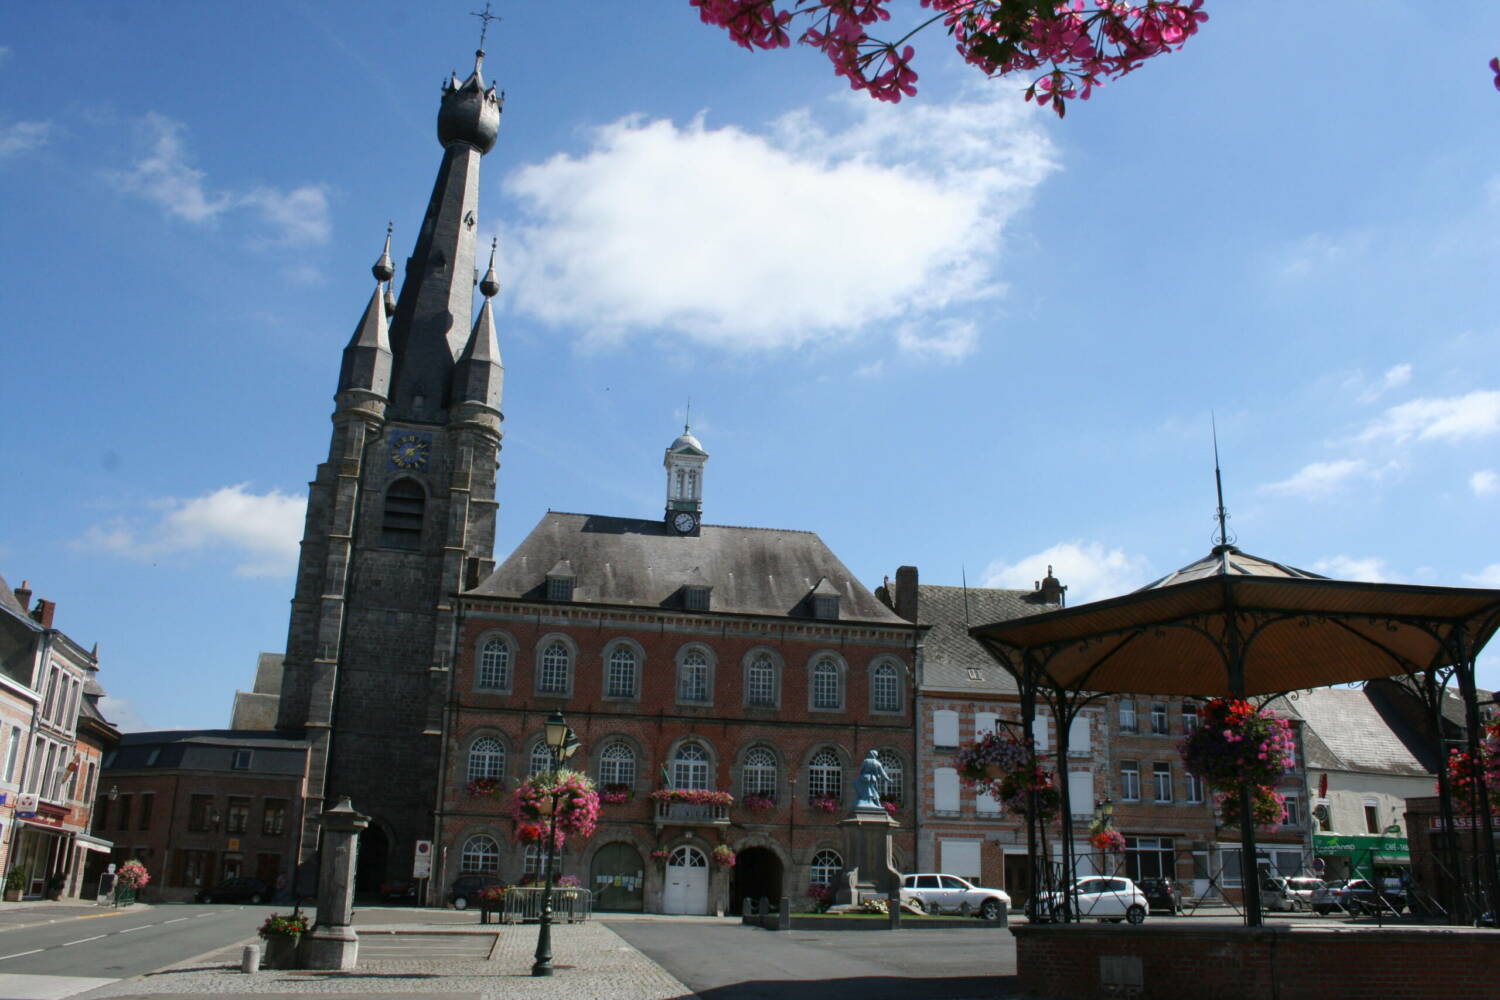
xmin=777 ymin=896 xmax=791 ymax=931
xmin=241 ymin=945 xmax=261 ymax=974
xmin=741 ymin=897 xmax=753 ymax=924
xmin=888 ymin=888 xmax=901 ymax=930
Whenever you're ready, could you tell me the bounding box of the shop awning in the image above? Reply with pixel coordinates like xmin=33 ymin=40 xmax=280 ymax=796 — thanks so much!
xmin=75 ymin=833 xmax=114 ymax=854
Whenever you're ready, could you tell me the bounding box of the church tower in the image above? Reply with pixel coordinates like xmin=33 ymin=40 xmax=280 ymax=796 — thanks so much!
xmin=663 ymin=424 xmax=707 ymax=536
xmin=277 ymin=47 xmax=505 ymax=880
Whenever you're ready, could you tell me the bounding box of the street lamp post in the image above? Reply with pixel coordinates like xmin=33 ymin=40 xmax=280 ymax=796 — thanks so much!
xmin=532 ymin=711 xmax=580 ymax=978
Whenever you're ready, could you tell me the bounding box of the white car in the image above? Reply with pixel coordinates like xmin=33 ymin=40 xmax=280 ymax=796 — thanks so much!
xmin=1036 ymin=876 xmax=1148 ymax=924
xmin=899 ymin=873 xmax=1010 ymax=920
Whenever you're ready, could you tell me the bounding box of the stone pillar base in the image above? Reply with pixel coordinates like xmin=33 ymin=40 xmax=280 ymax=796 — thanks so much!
xmin=299 ymin=926 xmax=359 ymax=971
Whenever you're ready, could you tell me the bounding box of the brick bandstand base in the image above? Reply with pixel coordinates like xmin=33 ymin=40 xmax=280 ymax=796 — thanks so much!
xmin=1013 ymin=922 xmax=1496 ymax=1000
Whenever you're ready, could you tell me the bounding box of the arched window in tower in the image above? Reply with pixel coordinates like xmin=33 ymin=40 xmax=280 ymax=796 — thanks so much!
xmin=686 ymin=469 xmax=698 ymax=499
xmin=743 ymin=747 xmax=777 ymax=799
xmin=872 ymin=662 xmax=901 ymax=713
xmin=478 ymin=638 xmax=510 ymax=690
xmin=811 ymin=657 xmax=842 ymax=710
xmin=381 ymin=478 xmax=425 ymax=550
xmin=460 ymin=834 xmax=500 ymax=873
xmin=673 ymin=742 xmax=711 ymax=790
xmin=599 ymin=741 xmax=636 ymax=788
xmin=808 ymin=748 xmax=842 ymax=801
xmin=674 ymin=468 xmax=685 ymax=500
xmin=538 ymin=641 xmax=570 ymax=695
xmin=467 ymin=737 xmax=504 ymax=783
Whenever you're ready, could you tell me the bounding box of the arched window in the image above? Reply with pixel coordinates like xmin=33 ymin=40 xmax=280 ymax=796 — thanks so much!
xmin=877 ymin=751 xmax=903 ymax=804
xmin=606 ymin=646 xmax=638 ymax=699
xmin=808 ymin=749 xmax=842 ymax=801
xmin=678 ymin=648 xmax=710 ymax=704
xmin=668 ymin=845 xmax=706 ymax=868
xmin=746 ymin=655 xmax=776 ymax=707
xmin=810 ymin=849 xmax=842 ymax=886
xmin=461 ymin=834 xmax=500 ymax=873
xmin=599 ymin=741 xmax=636 ymax=788
xmin=529 ymin=741 xmax=555 ymax=776
xmin=538 ymin=641 xmax=570 ymax=695
xmin=478 ymin=638 xmax=511 ymax=690
xmin=523 ymin=844 xmax=553 ymax=880
xmin=743 ymin=747 xmax=777 ymax=799
xmin=381 ymin=478 xmax=425 ymax=550
xmin=811 ymin=657 xmax=842 ymax=710
xmin=673 ymin=742 xmax=711 ymax=790
xmin=467 ymin=737 xmax=504 ymax=782
xmin=871 ymin=662 xmax=901 ymax=712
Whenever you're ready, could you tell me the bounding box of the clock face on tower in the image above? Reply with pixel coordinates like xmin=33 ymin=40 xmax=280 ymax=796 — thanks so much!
xmin=672 ymin=511 xmax=698 ymax=535
xmin=388 ymin=431 xmax=432 ymax=472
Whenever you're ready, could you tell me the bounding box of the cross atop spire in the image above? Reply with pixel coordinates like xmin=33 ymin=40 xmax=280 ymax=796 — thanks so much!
xmin=470 ymin=2 xmax=501 ymax=53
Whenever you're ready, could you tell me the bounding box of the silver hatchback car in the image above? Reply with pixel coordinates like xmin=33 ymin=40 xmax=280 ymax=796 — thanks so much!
xmin=899 ymin=873 xmax=1010 ymax=920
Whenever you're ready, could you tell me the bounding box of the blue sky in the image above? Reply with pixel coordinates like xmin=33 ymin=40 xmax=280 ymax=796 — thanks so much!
xmin=2 ymin=2 xmax=1498 ymax=731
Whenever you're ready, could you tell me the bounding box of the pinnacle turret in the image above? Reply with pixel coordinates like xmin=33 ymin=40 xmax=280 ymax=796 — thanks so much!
xmin=373 ymin=223 xmax=395 ymax=282
xmin=437 ymin=50 xmax=503 ymax=154
xmin=451 ymin=238 xmax=503 ymax=419
xmin=336 ymin=231 xmax=393 ymax=399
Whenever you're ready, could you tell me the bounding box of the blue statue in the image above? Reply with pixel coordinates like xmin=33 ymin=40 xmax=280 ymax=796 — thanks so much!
xmin=853 ymin=749 xmax=891 ymax=811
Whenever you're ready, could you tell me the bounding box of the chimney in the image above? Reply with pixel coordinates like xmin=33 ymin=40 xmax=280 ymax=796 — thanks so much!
xmin=14 ymin=580 xmax=32 ymax=613
xmin=894 ymin=565 xmax=919 ymax=622
xmin=33 ymin=599 xmax=56 ymax=628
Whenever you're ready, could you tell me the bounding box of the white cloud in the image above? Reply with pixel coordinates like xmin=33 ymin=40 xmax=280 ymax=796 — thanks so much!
xmin=1464 ymin=564 xmax=1500 ymax=588
xmin=83 ymin=483 xmax=305 ymax=577
xmin=98 ymin=695 xmax=149 ymax=733
xmin=1311 ymin=555 xmax=1398 ymax=582
xmin=1260 ymin=458 xmax=1367 ymax=498
xmin=1351 ymin=362 xmax=1412 ymax=403
xmin=500 ymin=89 xmax=1055 ymax=353
xmin=1471 ymin=470 xmax=1499 ymax=497
xmin=0 ymin=120 xmax=52 ymax=159
xmin=897 ymin=318 xmax=978 ymax=362
xmin=106 ymin=114 xmax=329 ymax=244
xmin=980 ymin=541 xmax=1153 ymax=605
xmin=1359 ymin=390 xmax=1500 ymax=444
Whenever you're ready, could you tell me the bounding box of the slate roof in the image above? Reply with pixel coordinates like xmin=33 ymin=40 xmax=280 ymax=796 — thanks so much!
xmin=0 ymin=572 xmax=29 ymax=620
xmin=1272 ymin=688 xmax=1434 ymax=777
xmin=468 ymin=512 xmax=909 ymax=624
xmin=915 ymin=584 xmax=1058 ymax=694
xmin=109 ymin=730 xmax=309 ymax=775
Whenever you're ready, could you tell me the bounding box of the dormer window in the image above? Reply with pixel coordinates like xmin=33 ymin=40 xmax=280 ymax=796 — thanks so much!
xmin=684 ymin=586 xmax=711 ymax=612
xmin=545 ymin=561 xmax=575 ymax=602
xmin=813 ymin=595 xmax=839 ymax=620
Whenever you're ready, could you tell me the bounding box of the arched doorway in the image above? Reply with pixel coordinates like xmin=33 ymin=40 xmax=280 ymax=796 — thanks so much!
xmin=590 ymin=842 xmax=645 ymax=911
xmin=355 ymin=823 xmax=389 ymax=896
xmin=730 ymin=846 xmax=784 ymax=912
xmin=663 ymin=845 xmax=709 ymax=915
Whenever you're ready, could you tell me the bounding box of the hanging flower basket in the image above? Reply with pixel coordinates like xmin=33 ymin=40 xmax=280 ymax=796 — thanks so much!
xmin=649 ymin=849 xmax=669 ymax=866
xmin=1443 ymin=718 xmax=1500 ymax=815
xmin=955 ymin=730 xmax=1033 ymax=783
xmin=1179 ymin=699 xmax=1295 ymax=790
xmin=509 ymin=769 xmax=600 ymax=848
xmin=712 ymin=845 xmax=736 ymax=868
xmin=1088 ymin=829 xmax=1126 ymax=854
xmin=998 ymin=768 xmax=1060 ymax=819
xmin=1216 ymin=786 xmax=1287 ymax=829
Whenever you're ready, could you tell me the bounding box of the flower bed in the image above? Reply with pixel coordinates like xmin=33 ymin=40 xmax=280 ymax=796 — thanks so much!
xmin=510 ymin=769 xmax=600 ymax=847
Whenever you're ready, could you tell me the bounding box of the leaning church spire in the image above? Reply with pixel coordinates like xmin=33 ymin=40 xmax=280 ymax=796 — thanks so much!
xmin=385 ymin=48 xmax=504 ymax=422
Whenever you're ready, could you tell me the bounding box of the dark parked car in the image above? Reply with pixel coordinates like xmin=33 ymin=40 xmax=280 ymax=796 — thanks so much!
xmin=448 ymin=873 xmax=505 ymax=910
xmin=1336 ymin=878 xmax=1404 ymax=915
xmin=378 ymin=878 xmax=417 ymax=903
xmin=1137 ymin=877 xmax=1184 ymax=914
xmin=195 ymin=876 xmax=271 ymax=904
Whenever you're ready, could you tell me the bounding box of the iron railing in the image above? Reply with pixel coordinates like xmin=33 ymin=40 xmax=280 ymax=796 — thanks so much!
xmin=501 ymin=886 xmax=593 ymax=924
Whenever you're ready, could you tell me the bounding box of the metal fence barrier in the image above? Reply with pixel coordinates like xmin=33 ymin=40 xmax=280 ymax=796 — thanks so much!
xmin=501 ymin=886 xmax=593 ymax=924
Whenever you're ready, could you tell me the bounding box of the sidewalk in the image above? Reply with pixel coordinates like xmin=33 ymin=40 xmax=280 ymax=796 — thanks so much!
xmin=78 ymin=909 xmax=698 ymax=1000
xmin=0 ymin=898 xmax=148 ymax=932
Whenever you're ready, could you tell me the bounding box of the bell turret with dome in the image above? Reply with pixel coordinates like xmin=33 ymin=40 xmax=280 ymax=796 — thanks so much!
xmin=664 ymin=422 xmax=708 ymax=536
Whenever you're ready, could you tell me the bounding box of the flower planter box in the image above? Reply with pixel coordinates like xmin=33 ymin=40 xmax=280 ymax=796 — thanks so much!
xmin=261 ymin=934 xmax=300 ymax=970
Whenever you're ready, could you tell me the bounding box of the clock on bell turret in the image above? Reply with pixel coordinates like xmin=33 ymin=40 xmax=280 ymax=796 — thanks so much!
xmin=672 ymin=511 xmax=698 ymax=535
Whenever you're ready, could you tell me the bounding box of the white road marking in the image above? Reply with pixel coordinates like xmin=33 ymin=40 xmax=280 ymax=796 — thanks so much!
xmin=0 ymin=949 xmax=44 ymax=960
xmin=118 ymin=924 xmax=151 ymax=933
xmin=164 ymin=917 xmax=188 ymax=924
xmin=62 ymin=935 xmax=104 ymax=946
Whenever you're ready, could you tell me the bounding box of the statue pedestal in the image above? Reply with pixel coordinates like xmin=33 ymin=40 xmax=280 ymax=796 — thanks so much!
xmin=835 ymin=808 xmax=898 ymax=906
xmin=300 ymin=797 xmax=367 ymax=971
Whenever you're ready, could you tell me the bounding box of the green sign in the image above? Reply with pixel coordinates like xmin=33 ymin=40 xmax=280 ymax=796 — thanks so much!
xmin=1313 ymin=833 xmax=1409 ymax=858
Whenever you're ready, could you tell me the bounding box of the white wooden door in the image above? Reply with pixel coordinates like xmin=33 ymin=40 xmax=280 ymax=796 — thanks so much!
xmin=663 ymin=846 xmax=709 ymax=915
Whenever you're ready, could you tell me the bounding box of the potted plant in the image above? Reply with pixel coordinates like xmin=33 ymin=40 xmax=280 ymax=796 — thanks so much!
xmin=712 ymin=845 xmax=736 ymax=868
xmin=257 ymin=911 xmax=309 ymax=969
xmin=44 ymin=873 xmax=66 ymax=900
xmin=4 ymin=869 xmax=25 ymax=902
xmin=114 ymin=859 xmax=150 ymax=905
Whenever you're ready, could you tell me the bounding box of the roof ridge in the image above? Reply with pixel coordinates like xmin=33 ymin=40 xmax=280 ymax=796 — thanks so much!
xmin=543 ymin=511 xmax=817 ymax=536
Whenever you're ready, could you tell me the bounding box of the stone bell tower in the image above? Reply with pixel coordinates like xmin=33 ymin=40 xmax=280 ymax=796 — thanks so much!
xmin=276 ymin=47 xmax=506 ymax=881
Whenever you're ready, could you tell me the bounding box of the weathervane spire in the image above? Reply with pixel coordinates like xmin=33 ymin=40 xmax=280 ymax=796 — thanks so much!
xmin=1212 ymin=414 xmax=1233 ymax=550
xmin=470 ymin=2 xmax=500 ymax=53
xmin=684 ymin=397 xmax=692 ymax=434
